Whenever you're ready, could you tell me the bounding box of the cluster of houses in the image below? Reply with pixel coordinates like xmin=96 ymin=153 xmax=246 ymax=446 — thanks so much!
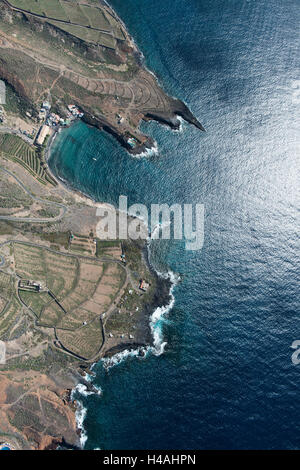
xmin=39 ymin=101 xmax=84 ymax=129
xmin=38 ymin=101 xmax=51 ymax=121
xmin=39 ymin=101 xmax=64 ymax=128
xmin=139 ymin=279 xmax=150 ymax=292
xmin=35 ymin=101 xmax=84 ymax=146
xmin=67 ymin=104 xmax=84 ymax=119
xmin=21 ymin=129 xmax=35 ymax=139
xmin=18 ymin=279 xmax=42 ymax=293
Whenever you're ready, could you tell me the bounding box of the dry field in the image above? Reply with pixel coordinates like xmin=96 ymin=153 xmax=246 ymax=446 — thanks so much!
xmin=7 ymin=0 xmax=125 ymax=48
xmin=14 ymin=242 xmax=126 ymax=359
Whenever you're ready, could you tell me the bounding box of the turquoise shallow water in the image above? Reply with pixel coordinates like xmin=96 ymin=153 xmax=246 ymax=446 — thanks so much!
xmin=49 ymin=0 xmax=300 ymax=449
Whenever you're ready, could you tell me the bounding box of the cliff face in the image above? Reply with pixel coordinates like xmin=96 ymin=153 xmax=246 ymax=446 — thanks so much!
xmin=0 ymin=0 xmax=204 ymax=154
xmin=0 ymin=160 xmax=174 ymax=449
xmin=0 ymin=0 xmax=201 ymax=449
xmin=0 ymin=63 xmax=28 ymax=100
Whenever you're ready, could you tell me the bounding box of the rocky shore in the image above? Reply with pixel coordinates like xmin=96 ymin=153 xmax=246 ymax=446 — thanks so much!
xmin=82 ymin=93 xmax=205 ymax=157
xmin=0 ymin=0 xmax=191 ymax=450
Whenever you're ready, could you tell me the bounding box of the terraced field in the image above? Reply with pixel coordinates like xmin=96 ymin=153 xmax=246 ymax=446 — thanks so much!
xmin=7 ymin=0 xmax=125 ymax=48
xmin=0 ymin=134 xmax=56 ymax=186
xmin=48 ymin=22 xmax=116 ymax=48
xmin=0 ymin=271 xmax=13 ymax=316
xmin=14 ymin=244 xmax=47 ymax=282
xmin=14 ymin=242 xmax=127 ymax=360
xmin=0 ymin=295 xmax=21 ymax=340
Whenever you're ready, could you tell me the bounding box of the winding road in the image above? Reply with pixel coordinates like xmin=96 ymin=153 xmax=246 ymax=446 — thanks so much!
xmin=0 ymin=166 xmax=67 ymax=223
xmin=3 ymin=0 xmax=117 ymax=37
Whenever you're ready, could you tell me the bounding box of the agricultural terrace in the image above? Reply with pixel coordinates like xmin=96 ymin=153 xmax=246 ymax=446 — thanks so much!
xmin=70 ymin=234 xmax=97 ymax=256
xmin=0 ymin=134 xmax=56 ymax=186
xmin=96 ymin=239 xmax=122 ymax=259
xmin=0 ymin=271 xmax=13 ymax=316
xmin=7 ymin=0 xmax=125 ymax=48
xmin=0 ymin=268 xmax=22 ymax=339
xmin=14 ymin=242 xmax=127 ymax=360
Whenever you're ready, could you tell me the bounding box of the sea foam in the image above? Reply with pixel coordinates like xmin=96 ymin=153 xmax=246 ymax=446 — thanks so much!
xmin=72 ymin=216 xmax=178 ymax=445
xmin=71 ymin=380 xmax=103 ymax=448
xmin=133 ymin=141 xmax=159 ymax=158
xmin=74 ymin=400 xmax=88 ymax=448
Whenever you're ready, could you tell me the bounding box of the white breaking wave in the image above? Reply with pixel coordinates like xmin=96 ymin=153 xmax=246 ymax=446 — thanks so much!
xmin=71 ymin=217 xmax=179 ymax=444
xmin=150 ymin=272 xmax=177 ymax=356
xmin=76 ymin=383 xmax=94 ymax=397
xmin=71 ymin=380 xmax=103 ymax=448
xmin=133 ymin=141 xmax=159 ymax=158
xmin=149 ymin=220 xmax=171 ymax=241
xmin=83 ymin=371 xmax=100 ymax=390
xmin=75 ymin=383 xmax=102 ymax=397
xmin=102 ymin=269 xmax=178 ymax=369
xmin=102 ymin=346 xmax=150 ymax=370
xmin=150 ymin=267 xmax=179 ymax=355
xmin=71 ymin=268 xmax=177 ymax=446
xmin=101 ymin=230 xmax=179 ymax=370
xmin=173 ymin=115 xmax=185 ymax=133
xmin=92 ymin=384 xmax=103 ymax=396
xmin=74 ymin=400 xmax=88 ymax=448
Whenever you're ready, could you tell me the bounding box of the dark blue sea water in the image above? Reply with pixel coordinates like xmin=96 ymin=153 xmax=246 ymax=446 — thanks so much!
xmin=49 ymin=0 xmax=300 ymax=449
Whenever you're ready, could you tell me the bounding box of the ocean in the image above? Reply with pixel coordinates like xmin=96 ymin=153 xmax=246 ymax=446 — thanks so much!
xmin=49 ymin=0 xmax=300 ymax=450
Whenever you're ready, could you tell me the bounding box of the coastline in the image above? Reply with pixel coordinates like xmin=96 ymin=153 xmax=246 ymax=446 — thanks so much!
xmin=102 ymin=1 xmax=205 ymax=133
xmin=0 ymin=0 xmax=193 ymax=449
xmin=80 ymin=100 xmax=204 ymax=158
xmin=44 ymin=127 xmax=176 ymax=449
xmin=55 ymin=0 xmax=205 ymax=157
xmin=46 ymin=128 xmax=175 ymax=345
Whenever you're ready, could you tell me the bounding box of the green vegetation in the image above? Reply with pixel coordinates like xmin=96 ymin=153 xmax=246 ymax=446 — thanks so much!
xmin=0 ymin=271 xmax=13 ymax=296
xmin=0 ymin=175 xmax=31 ymax=210
xmin=9 ymin=0 xmax=68 ymax=19
xmin=0 ymin=295 xmax=22 ymax=340
xmin=58 ymin=317 xmax=103 ymax=359
xmin=0 ymin=172 xmax=62 ymax=220
xmin=8 ymin=0 xmax=124 ymax=48
xmin=96 ymin=239 xmax=121 ymax=257
xmin=19 ymin=290 xmax=51 ymax=318
xmin=12 ymin=242 xmax=127 ymax=360
xmin=80 ymin=4 xmax=111 ymax=30
xmin=14 ymin=244 xmax=47 ymax=282
xmin=2 ymin=82 xmax=32 ymax=118
xmin=40 ymin=231 xmax=70 ymax=249
xmin=2 ymin=344 xmax=77 ymax=372
xmin=46 ymin=19 xmax=116 ymax=47
xmin=0 ymin=271 xmax=13 ymax=317
xmin=9 ymin=0 xmax=44 ymax=15
xmin=0 ymin=134 xmax=56 ymax=186
xmin=0 ymin=221 xmax=14 ymax=235
xmin=36 ymin=207 xmax=60 ymax=218
xmin=60 ymin=1 xmax=90 ymax=27
xmin=105 ymin=305 xmax=139 ymax=336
